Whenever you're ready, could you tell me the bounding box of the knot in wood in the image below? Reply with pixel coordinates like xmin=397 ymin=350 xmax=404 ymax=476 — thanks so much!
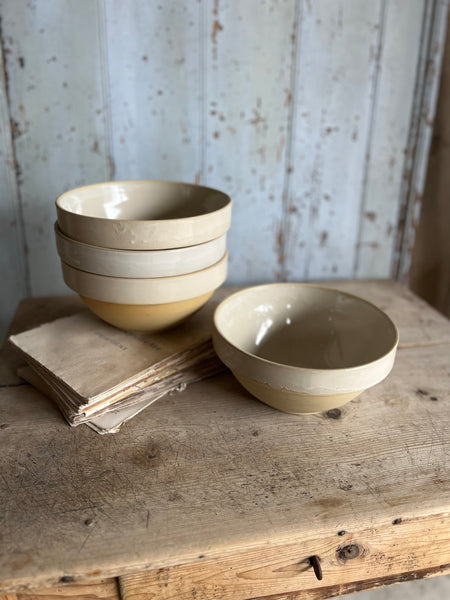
xmin=338 ymin=544 xmax=360 ymax=562
xmin=326 ymin=408 xmax=341 ymax=419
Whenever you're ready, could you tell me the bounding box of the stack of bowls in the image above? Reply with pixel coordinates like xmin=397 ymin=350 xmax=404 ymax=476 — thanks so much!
xmin=55 ymin=180 xmax=231 ymax=332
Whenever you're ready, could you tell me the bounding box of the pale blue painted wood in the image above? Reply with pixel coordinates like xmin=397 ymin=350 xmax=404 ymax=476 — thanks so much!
xmin=204 ymin=0 xmax=296 ymax=283
xmin=104 ymin=0 xmax=203 ymax=183
xmin=0 ymin=42 xmax=28 ymax=341
xmin=395 ymin=0 xmax=449 ymax=283
xmin=0 ymin=0 xmax=111 ymax=297
xmin=355 ymin=0 xmax=426 ymax=278
xmin=283 ymin=0 xmax=383 ymax=282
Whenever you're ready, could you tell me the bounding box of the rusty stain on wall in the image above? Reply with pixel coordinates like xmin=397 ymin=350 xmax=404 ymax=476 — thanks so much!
xmin=319 ymin=231 xmax=328 ymax=247
xmin=211 ymin=20 xmax=223 ymax=46
xmin=276 ymin=222 xmax=284 ymax=267
xmin=284 ymin=89 xmax=292 ymax=107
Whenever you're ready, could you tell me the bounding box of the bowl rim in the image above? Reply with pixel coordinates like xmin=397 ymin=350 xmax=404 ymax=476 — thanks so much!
xmin=213 ymin=282 xmax=399 ymax=375
xmin=55 ymin=179 xmax=232 ymax=223
xmin=61 ymin=251 xmax=228 ymax=303
xmin=54 ymin=221 xmax=227 ymax=256
xmin=62 ymin=250 xmax=228 ymax=283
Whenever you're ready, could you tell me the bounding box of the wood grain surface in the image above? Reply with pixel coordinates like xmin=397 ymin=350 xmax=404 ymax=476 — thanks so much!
xmin=0 ymin=281 xmax=449 ymax=598
xmin=120 ymin=514 xmax=450 ymax=599
xmin=0 ymin=578 xmax=120 ymax=600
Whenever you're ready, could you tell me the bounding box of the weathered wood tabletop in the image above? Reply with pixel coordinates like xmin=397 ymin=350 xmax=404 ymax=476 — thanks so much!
xmin=0 ymin=280 xmax=449 ymax=600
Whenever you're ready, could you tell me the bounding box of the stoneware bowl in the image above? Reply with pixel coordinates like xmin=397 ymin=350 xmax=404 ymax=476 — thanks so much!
xmin=55 ymin=223 xmax=227 ymax=278
xmin=213 ymin=283 xmax=398 ymax=413
xmin=56 ymin=180 xmax=232 ymax=250
xmin=60 ymin=252 xmax=228 ymax=331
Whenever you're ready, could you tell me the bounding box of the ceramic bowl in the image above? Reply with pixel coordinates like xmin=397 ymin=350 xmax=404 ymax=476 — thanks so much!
xmin=213 ymin=283 xmax=398 ymax=414
xmin=60 ymin=252 xmax=228 ymax=331
xmin=55 ymin=223 xmax=227 ymax=278
xmin=56 ymin=180 xmax=232 ymax=250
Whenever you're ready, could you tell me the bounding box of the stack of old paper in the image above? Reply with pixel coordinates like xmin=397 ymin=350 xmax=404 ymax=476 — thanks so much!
xmin=8 ymin=297 xmax=225 ymax=434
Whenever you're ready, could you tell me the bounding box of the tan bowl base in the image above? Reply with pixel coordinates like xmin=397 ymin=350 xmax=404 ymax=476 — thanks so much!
xmin=235 ymin=374 xmax=362 ymax=414
xmin=80 ymin=291 xmax=213 ymax=332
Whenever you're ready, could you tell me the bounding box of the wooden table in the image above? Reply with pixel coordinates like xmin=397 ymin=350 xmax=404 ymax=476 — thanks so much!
xmin=0 ymin=280 xmax=449 ymax=600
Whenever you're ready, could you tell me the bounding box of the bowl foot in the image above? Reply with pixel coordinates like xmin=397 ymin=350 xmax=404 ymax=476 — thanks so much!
xmin=234 ymin=374 xmax=362 ymax=414
xmin=80 ymin=291 xmax=214 ymax=332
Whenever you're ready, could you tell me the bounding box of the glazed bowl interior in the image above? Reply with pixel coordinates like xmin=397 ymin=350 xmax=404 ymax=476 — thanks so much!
xmin=57 ymin=180 xmax=230 ymax=221
xmin=215 ymin=284 xmax=398 ymax=370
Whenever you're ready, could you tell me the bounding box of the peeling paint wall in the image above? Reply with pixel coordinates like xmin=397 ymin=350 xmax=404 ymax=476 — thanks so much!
xmin=0 ymin=0 xmax=446 ymax=339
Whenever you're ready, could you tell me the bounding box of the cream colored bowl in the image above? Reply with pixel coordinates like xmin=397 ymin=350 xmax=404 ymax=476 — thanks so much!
xmin=213 ymin=284 xmax=398 ymax=414
xmin=56 ymin=180 xmax=231 ymax=250
xmin=55 ymin=223 xmax=227 ymax=278
xmin=60 ymin=253 xmax=227 ymax=331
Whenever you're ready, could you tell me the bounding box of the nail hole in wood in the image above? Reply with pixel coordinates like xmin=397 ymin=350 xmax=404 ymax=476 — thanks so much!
xmin=326 ymin=408 xmax=341 ymax=419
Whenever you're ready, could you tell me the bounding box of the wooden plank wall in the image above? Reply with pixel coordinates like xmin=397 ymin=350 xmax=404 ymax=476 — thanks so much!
xmin=0 ymin=0 xmax=446 ymax=340
xmin=410 ymin=10 xmax=450 ymax=318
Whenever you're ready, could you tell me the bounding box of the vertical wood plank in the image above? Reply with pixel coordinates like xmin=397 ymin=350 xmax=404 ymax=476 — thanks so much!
xmin=410 ymin=9 xmax=450 ymax=317
xmin=1 ymin=0 xmax=111 ymax=296
xmin=284 ymin=0 xmax=382 ymax=281
xmin=0 ymin=38 xmax=28 ymax=342
xmin=395 ymin=0 xmax=449 ymax=283
xmin=355 ymin=0 xmax=426 ymax=278
xmin=204 ymin=0 xmax=296 ymax=283
xmin=104 ymin=0 xmax=202 ymax=183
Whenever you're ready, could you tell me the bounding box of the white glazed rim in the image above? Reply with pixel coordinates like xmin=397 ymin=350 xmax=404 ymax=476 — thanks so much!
xmin=54 ymin=222 xmax=227 ymax=278
xmin=56 ymin=180 xmax=232 ymax=249
xmin=61 ymin=251 xmax=228 ymax=304
xmin=55 ymin=179 xmax=232 ymax=223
